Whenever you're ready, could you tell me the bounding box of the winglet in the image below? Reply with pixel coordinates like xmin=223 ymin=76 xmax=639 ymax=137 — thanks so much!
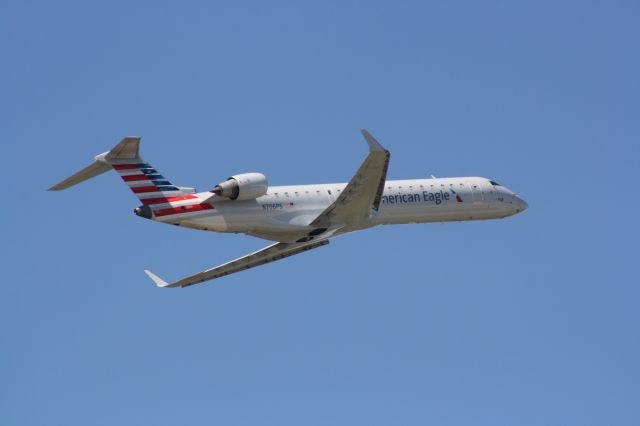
xmin=360 ymin=129 xmax=386 ymax=152
xmin=144 ymin=269 xmax=173 ymax=288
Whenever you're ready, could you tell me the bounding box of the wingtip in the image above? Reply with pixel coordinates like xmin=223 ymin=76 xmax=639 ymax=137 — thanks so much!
xmin=360 ymin=129 xmax=386 ymax=152
xmin=144 ymin=269 xmax=171 ymax=288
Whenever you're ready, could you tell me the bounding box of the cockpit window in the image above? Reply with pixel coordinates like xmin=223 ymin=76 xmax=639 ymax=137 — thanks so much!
xmin=490 ymin=180 xmax=502 ymax=186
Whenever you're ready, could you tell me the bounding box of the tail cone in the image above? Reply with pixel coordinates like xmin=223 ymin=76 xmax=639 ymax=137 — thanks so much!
xmin=134 ymin=205 xmax=153 ymax=219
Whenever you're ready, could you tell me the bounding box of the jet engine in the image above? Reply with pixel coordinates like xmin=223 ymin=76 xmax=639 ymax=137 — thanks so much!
xmin=210 ymin=172 xmax=268 ymax=200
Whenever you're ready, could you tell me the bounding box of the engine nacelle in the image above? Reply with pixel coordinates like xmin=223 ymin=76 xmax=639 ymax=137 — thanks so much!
xmin=210 ymin=172 xmax=268 ymax=200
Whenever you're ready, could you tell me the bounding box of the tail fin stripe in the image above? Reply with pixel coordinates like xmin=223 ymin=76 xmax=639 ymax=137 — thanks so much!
xmin=113 ymin=166 xmax=154 ymax=174
xmin=128 ymin=181 xmax=156 ymax=188
xmin=117 ymin=169 xmax=151 ymax=177
xmin=155 ymin=185 xmax=180 ymax=191
xmin=112 ymin=163 xmax=147 ymax=170
xmin=138 ymin=190 xmax=184 ymax=198
xmin=122 ymin=174 xmax=154 ymax=182
xmin=132 ymin=186 xmax=163 ymax=194
xmin=140 ymin=195 xmax=199 ymax=205
xmin=154 ymin=204 xmax=214 ymax=217
xmin=132 ymin=185 xmax=181 ymax=194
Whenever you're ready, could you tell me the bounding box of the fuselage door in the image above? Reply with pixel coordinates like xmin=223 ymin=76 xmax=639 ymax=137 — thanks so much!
xmin=468 ymin=181 xmax=484 ymax=203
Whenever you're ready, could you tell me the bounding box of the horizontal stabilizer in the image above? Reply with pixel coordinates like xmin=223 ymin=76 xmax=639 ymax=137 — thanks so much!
xmin=49 ymin=136 xmax=142 ymax=191
xmin=49 ymin=160 xmax=111 ymax=191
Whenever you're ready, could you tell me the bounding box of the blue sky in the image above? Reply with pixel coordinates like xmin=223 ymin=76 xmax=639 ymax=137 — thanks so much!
xmin=2 ymin=1 xmax=638 ymax=425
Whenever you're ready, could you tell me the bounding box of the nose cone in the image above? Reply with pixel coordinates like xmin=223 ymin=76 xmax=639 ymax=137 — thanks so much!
xmin=514 ymin=196 xmax=528 ymax=213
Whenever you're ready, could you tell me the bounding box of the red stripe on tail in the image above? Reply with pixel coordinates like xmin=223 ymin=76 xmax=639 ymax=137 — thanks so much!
xmin=112 ymin=164 xmax=141 ymax=170
xmin=141 ymin=195 xmax=199 ymax=205
xmin=154 ymin=203 xmax=214 ymax=217
xmin=122 ymin=174 xmax=151 ymax=182
xmin=132 ymin=186 xmax=160 ymax=194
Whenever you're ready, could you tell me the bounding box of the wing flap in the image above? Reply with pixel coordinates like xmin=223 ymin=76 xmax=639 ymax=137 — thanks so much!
xmin=145 ymin=239 xmax=329 ymax=288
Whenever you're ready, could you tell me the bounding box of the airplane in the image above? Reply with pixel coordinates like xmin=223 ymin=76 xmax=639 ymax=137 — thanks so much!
xmin=49 ymin=130 xmax=527 ymax=288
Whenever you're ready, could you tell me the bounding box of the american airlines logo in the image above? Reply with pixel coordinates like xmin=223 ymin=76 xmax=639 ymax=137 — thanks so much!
xmin=382 ymin=189 xmax=463 ymax=205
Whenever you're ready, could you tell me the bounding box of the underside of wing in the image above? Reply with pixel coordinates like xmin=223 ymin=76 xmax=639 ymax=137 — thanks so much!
xmin=310 ymin=129 xmax=390 ymax=229
xmin=144 ymin=239 xmax=329 ymax=288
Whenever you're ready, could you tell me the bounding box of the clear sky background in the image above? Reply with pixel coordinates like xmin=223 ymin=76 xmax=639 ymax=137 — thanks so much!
xmin=2 ymin=1 xmax=638 ymax=425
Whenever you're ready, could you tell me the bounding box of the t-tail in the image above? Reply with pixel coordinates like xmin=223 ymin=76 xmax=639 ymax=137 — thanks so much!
xmin=49 ymin=137 xmax=198 ymax=218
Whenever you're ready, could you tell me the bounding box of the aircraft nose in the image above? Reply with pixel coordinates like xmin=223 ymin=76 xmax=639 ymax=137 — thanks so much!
xmin=515 ymin=196 xmax=528 ymax=212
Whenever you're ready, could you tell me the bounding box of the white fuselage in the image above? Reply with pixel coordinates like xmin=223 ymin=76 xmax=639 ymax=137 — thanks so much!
xmin=51 ymin=133 xmax=529 ymax=286
xmin=152 ymin=177 xmax=528 ymax=242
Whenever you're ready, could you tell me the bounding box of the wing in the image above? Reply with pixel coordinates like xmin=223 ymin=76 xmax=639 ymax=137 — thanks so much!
xmin=310 ymin=129 xmax=390 ymax=228
xmin=144 ymin=239 xmax=329 ymax=288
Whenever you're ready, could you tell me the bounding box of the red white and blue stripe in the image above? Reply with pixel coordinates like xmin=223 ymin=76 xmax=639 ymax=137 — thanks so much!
xmin=112 ymin=162 xmax=213 ymax=217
